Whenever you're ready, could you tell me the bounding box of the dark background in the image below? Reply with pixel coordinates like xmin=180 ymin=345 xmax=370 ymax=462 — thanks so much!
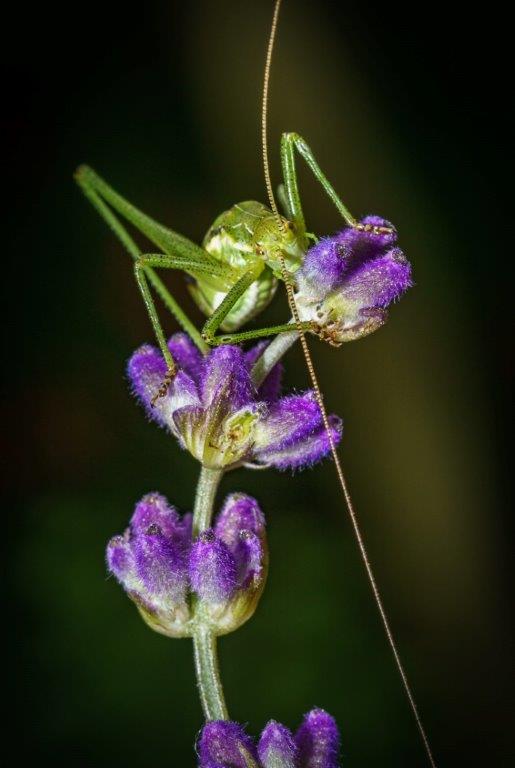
xmin=4 ymin=1 xmax=513 ymax=765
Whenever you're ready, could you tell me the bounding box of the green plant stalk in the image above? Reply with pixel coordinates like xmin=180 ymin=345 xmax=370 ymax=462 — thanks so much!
xmin=193 ymin=622 xmax=229 ymax=722
xmin=191 ymin=331 xmax=300 ymax=722
xmin=251 ymin=327 xmax=299 ymax=387
xmin=191 ymin=466 xmax=228 ymax=721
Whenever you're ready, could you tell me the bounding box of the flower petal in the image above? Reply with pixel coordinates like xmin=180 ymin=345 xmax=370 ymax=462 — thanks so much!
xmin=253 ymin=391 xmax=342 ymax=470
xmin=297 ymin=216 xmax=399 ymax=301
xmin=338 ymin=246 xmax=412 ymax=310
xmin=254 ymin=392 xmax=322 ymax=450
xmin=298 ymin=236 xmax=349 ymax=299
xmin=200 ymin=346 xmax=254 ymax=411
xmin=215 ymin=494 xmax=266 ymax=550
xmin=214 ymin=495 xmax=266 ymax=589
xmin=106 ymin=532 xmax=136 ymax=586
xmin=254 ymin=414 xmax=342 ymax=469
xmin=189 ymin=531 xmax=237 ymax=604
xmin=168 ymin=370 xmax=202 ymax=413
xmin=127 ymin=342 xmax=202 ymax=432
xmin=127 ymin=344 xmax=169 ymax=426
xmin=236 ymin=530 xmax=265 ymax=589
xmin=295 ymin=709 xmax=340 ymax=768
xmin=172 ymin=404 xmax=206 ymax=457
xmin=198 ymin=721 xmax=258 ymax=768
xmin=132 ymin=527 xmax=189 ymax=606
xmin=258 ymin=721 xmax=297 ymax=768
xmin=130 ymin=492 xmax=183 ymax=539
xmin=167 ymin=332 xmax=203 ymax=380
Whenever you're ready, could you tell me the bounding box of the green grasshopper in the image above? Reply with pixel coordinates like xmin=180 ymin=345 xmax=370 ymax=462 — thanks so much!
xmin=75 ymin=132 xmax=367 ymax=399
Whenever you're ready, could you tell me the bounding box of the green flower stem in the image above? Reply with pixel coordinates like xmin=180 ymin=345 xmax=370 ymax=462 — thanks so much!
xmin=193 ymin=624 xmax=229 ymax=721
xmin=192 ymin=465 xmax=228 ymax=721
xmin=193 ymin=466 xmax=223 ymax=536
xmin=251 ymin=327 xmax=299 ymax=387
xmin=190 ymin=321 xmax=301 ymax=722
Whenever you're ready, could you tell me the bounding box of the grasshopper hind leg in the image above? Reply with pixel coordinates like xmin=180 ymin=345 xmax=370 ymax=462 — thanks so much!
xmin=76 ymin=166 xmax=218 ymax=399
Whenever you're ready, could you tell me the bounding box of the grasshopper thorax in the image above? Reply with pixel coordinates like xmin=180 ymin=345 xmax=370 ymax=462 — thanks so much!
xmin=187 ymin=201 xmax=305 ymax=333
xmin=204 ymin=201 xmax=303 ymax=275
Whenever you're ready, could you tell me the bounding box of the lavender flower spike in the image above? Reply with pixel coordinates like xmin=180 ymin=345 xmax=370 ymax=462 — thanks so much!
xmin=107 ymin=492 xmax=268 ymax=637
xmin=296 ymin=215 xmax=412 ymax=343
xmin=128 ymin=333 xmax=342 ymax=470
xmin=198 ymin=709 xmax=341 ymax=768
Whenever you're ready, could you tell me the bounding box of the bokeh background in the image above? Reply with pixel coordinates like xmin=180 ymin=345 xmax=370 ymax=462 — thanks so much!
xmin=5 ymin=1 xmax=512 ymax=765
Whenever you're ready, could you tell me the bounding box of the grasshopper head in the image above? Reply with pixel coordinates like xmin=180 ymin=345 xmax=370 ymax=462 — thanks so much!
xmin=252 ymin=214 xmax=305 ymax=278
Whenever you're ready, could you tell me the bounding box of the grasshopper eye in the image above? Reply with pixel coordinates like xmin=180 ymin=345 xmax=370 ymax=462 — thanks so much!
xmin=255 ymin=246 xmax=266 ymax=257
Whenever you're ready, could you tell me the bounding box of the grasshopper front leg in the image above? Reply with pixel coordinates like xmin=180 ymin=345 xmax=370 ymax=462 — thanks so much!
xmin=200 ymin=267 xmax=314 ymax=347
xmin=280 ymin=132 xmax=358 ymax=231
xmin=134 ymin=253 xmax=235 ymax=400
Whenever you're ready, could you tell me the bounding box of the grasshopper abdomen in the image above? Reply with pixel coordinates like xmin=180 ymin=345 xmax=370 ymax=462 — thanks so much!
xmin=188 ymin=200 xmax=304 ymax=332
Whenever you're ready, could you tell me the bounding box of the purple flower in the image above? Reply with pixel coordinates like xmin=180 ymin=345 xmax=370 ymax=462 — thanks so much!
xmin=296 ymin=215 xmax=412 ymax=343
xmin=107 ymin=492 xmax=267 ymax=637
xmin=295 ymin=709 xmax=340 ymax=768
xmin=198 ymin=721 xmax=258 ymax=768
xmin=198 ymin=709 xmax=340 ymax=768
xmin=128 ymin=333 xmax=342 ymax=470
xmin=190 ymin=531 xmax=237 ymax=604
xmin=258 ymin=721 xmax=298 ymax=768
xmin=189 ymin=493 xmax=268 ymax=633
xmin=107 ymin=492 xmax=192 ymax=637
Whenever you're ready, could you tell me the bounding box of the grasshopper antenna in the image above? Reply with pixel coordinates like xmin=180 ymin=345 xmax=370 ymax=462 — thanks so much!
xmin=261 ymin=2 xmax=437 ymax=766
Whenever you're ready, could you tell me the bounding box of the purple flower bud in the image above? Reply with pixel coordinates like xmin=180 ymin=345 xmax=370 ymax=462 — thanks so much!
xmin=236 ymin=530 xmax=265 ymax=588
xmin=106 ymin=532 xmax=134 ymax=583
xmin=180 ymin=494 xmax=267 ymax=632
xmin=189 ymin=530 xmax=237 ymax=604
xmin=128 ymin=334 xmax=342 ymax=471
xmin=215 ymin=494 xmax=266 ymax=586
xmin=198 ymin=711 xmax=341 ymax=768
xmin=107 ymin=491 xmax=268 ymax=637
xmin=296 ymin=216 xmax=412 ymax=343
xmin=106 ymin=493 xmax=192 ymax=638
xmin=198 ymin=721 xmax=258 ymax=768
xmin=295 ymin=709 xmax=340 ymax=768
xmin=258 ymin=721 xmax=297 ymax=768
xmin=132 ymin=526 xmax=189 ymax=605
xmin=252 ymin=392 xmax=342 ymax=471
xmin=215 ymin=494 xmax=266 ymax=546
xmin=131 ymin=492 xmax=190 ymax=539
xmin=299 ymin=216 xmax=398 ymax=297
xmin=200 ymin=345 xmax=254 ymax=413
